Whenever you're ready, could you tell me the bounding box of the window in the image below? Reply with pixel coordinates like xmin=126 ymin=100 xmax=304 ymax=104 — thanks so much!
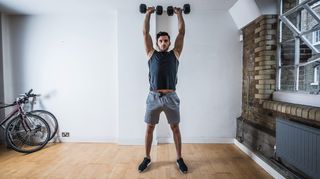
xmin=278 ymin=0 xmax=320 ymax=94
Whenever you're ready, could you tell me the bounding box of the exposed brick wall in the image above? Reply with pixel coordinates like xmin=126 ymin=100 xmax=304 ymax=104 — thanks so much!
xmin=242 ymin=15 xmax=278 ymax=129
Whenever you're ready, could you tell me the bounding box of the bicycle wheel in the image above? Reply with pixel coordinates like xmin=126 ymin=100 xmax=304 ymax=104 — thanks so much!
xmin=29 ymin=110 xmax=59 ymax=141
xmin=5 ymin=113 xmax=50 ymax=153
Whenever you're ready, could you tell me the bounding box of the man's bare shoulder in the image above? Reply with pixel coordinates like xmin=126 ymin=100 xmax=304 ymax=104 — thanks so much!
xmin=147 ymin=49 xmax=156 ymax=60
xmin=173 ymin=49 xmax=181 ymax=60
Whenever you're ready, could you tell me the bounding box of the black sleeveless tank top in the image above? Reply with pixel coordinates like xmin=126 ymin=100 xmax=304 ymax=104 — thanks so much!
xmin=148 ymin=50 xmax=179 ymax=91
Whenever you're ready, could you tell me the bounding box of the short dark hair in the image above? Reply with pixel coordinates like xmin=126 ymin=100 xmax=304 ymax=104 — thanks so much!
xmin=156 ymin=31 xmax=170 ymax=41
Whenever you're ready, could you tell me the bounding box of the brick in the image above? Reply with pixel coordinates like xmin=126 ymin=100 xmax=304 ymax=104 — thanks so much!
xmin=308 ymin=108 xmax=317 ymax=121
xmin=259 ymin=69 xmax=276 ymax=75
xmin=265 ymin=40 xmax=277 ymax=45
xmin=255 ymin=37 xmax=263 ymax=43
xmin=259 ymin=60 xmax=276 ymax=66
xmin=255 ymin=27 xmax=263 ymax=34
xmin=255 ymin=46 xmax=272 ymax=53
xmin=255 ymin=75 xmax=271 ymax=80
xmin=316 ymin=109 xmax=320 ymax=122
xmin=255 ymin=56 xmax=264 ymax=62
xmin=277 ymin=103 xmax=283 ymax=112
xmin=259 ymin=40 xmax=277 ymax=46
xmin=256 ymin=84 xmax=271 ymax=89
xmin=255 ymin=47 xmax=264 ymax=53
xmin=281 ymin=103 xmax=287 ymax=113
xmin=296 ymin=106 xmax=303 ymax=117
xmin=255 ymin=94 xmax=271 ymax=99
xmin=290 ymin=105 xmax=298 ymax=116
xmin=263 ymin=35 xmax=274 ymax=40
xmin=259 ymin=19 xmax=277 ymax=26
xmin=255 ymin=66 xmax=272 ymax=71
xmin=259 ymin=29 xmax=277 ymax=37
xmin=267 ymin=101 xmax=273 ymax=109
xmin=258 ymin=79 xmax=275 ymax=85
xmin=257 ymin=51 xmax=277 ymax=57
xmin=272 ymin=102 xmax=279 ymax=111
xmin=266 ymin=30 xmax=277 ymax=35
xmin=302 ymin=107 xmax=311 ymax=119
xmin=285 ymin=105 xmax=291 ymax=114
xmin=258 ymin=89 xmax=274 ymax=94
xmin=262 ymin=101 xmax=268 ymax=109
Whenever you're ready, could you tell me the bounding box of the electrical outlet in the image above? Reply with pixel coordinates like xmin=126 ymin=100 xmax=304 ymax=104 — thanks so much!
xmin=62 ymin=132 xmax=70 ymax=137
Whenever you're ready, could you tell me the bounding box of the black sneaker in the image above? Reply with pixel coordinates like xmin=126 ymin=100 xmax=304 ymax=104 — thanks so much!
xmin=176 ymin=158 xmax=188 ymax=174
xmin=138 ymin=157 xmax=151 ymax=173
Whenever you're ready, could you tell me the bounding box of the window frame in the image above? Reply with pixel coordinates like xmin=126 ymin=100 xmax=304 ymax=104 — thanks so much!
xmin=277 ymin=0 xmax=320 ymax=94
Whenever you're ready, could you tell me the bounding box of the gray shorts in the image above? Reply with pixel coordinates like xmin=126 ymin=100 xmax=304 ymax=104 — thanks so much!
xmin=145 ymin=91 xmax=180 ymax=125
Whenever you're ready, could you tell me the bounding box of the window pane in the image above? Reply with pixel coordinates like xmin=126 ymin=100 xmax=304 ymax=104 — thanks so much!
xmin=300 ymin=6 xmax=320 ymax=51
xmin=299 ymin=62 xmax=320 ymax=93
xmin=299 ymin=41 xmax=313 ymax=63
xmin=281 ymin=66 xmax=296 ymax=90
xmin=283 ymin=0 xmax=299 ymax=13
xmin=281 ymin=41 xmax=296 ymax=66
xmin=286 ymin=11 xmax=300 ymax=29
xmin=281 ymin=23 xmax=295 ymax=43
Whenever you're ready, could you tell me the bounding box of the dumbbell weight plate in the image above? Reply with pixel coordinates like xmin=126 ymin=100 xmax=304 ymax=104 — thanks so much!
xmin=167 ymin=6 xmax=174 ymax=16
xmin=183 ymin=4 xmax=190 ymax=14
xmin=156 ymin=6 xmax=163 ymax=15
xmin=140 ymin=4 xmax=147 ymax=14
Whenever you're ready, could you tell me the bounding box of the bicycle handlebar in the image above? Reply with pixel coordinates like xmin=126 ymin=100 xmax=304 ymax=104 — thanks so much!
xmin=26 ymin=89 xmax=33 ymax=96
xmin=15 ymin=89 xmax=41 ymax=105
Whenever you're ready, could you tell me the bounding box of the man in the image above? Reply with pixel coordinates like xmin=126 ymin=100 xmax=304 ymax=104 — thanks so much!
xmin=138 ymin=6 xmax=188 ymax=174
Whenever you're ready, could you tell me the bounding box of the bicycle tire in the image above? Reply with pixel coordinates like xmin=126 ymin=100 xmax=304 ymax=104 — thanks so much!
xmin=29 ymin=110 xmax=59 ymax=141
xmin=5 ymin=113 xmax=51 ymax=153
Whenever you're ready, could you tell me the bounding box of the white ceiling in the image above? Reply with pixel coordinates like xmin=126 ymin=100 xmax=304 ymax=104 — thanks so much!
xmin=0 ymin=0 xmax=238 ymax=15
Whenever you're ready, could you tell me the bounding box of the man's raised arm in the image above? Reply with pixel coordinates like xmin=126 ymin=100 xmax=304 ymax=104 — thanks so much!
xmin=143 ymin=7 xmax=155 ymax=58
xmin=173 ymin=8 xmax=185 ymax=59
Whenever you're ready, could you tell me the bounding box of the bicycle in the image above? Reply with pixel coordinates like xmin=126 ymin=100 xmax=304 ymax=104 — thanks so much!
xmin=0 ymin=90 xmax=51 ymax=153
xmin=23 ymin=92 xmax=59 ymax=142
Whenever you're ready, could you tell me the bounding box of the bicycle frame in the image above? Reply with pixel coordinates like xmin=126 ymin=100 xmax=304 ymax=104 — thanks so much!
xmin=0 ymin=102 xmax=28 ymax=130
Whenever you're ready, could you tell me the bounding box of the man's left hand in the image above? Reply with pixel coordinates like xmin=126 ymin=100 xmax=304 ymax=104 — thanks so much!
xmin=174 ymin=7 xmax=182 ymax=15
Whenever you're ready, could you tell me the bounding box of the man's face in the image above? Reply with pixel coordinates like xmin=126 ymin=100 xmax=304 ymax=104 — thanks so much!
xmin=157 ymin=35 xmax=171 ymax=52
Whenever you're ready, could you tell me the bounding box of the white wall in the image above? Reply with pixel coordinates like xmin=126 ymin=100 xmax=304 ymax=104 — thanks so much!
xmin=2 ymin=13 xmax=118 ymax=142
xmin=178 ymin=10 xmax=242 ymax=143
xmin=117 ymin=9 xmax=153 ymax=144
xmin=2 ymin=5 xmax=242 ymax=144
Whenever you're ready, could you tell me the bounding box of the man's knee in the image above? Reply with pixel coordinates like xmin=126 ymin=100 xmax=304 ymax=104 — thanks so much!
xmin=146 ymin=124 xmax=156 ymax=134
xmin=170 ymin=124 xmax=180 ymax=133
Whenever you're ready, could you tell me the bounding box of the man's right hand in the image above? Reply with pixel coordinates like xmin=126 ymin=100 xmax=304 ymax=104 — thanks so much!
xmin=146 ymin=7 xmax=155 ymax=15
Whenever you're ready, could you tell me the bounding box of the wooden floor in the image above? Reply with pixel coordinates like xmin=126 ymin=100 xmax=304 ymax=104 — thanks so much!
xmin=0 ymin=143 xmax=272 ymax=179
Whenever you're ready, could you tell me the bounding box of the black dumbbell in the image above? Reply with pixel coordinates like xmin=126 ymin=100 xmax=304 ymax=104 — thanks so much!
xmin=167 ymin=4 xmax=191 ymax=16
xmin=140 ymin=4 xmax=163 ymax=15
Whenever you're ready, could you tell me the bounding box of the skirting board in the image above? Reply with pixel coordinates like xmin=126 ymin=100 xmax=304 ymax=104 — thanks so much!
xmin=60 ymin=137 xmax=117 ymax=143
xmin=234 ymin=139 xmax=285 ymax=179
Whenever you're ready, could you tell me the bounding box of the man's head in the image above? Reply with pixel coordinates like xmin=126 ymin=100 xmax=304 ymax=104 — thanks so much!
xmin=156 ymin=31 xmax=171 ymax=52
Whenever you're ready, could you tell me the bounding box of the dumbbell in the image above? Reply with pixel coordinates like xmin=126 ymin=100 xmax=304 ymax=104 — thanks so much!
xmin=167 ymin=4 xmax=191 ymax=16
xmin=139 ymin=4 xmax=163 ymax=15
